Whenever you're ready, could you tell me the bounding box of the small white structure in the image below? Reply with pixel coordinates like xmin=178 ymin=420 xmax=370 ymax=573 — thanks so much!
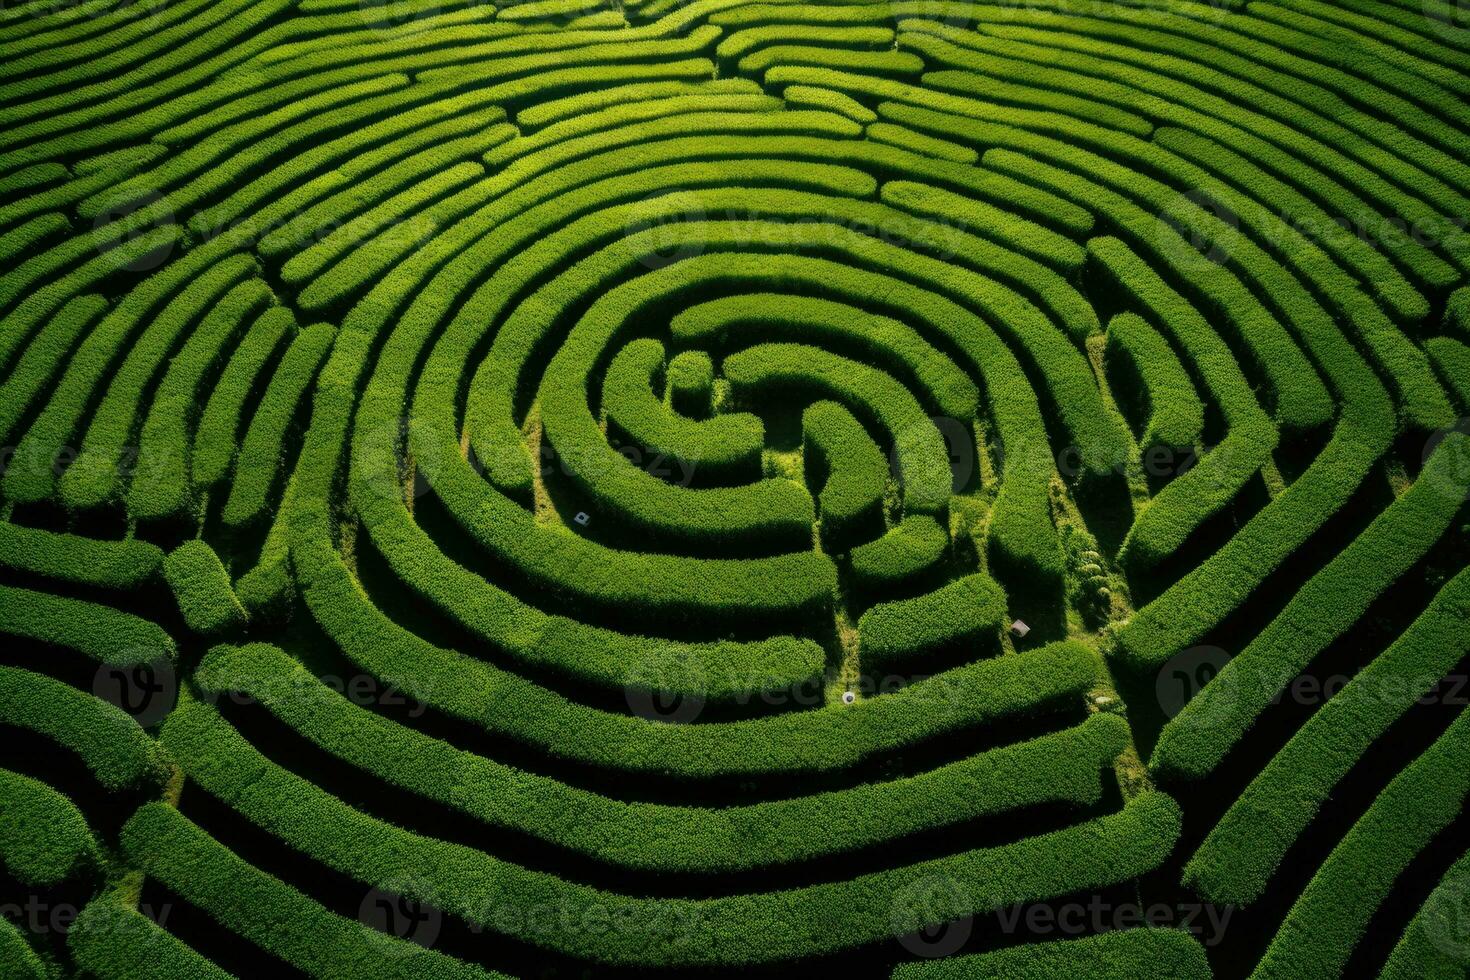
xmin=573 ymin=511 xmax=591 ymax=527
xmin=1010 ymin=619 xmax=1031 ymax=639
xmin=842 ymin=690 xmax=856 ymax=705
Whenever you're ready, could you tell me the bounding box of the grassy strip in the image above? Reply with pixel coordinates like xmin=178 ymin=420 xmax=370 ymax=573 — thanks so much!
xmin=1379 ymin=848 xmax=1470 ymax=980
xmin=672 ymin=292 xmax=979 ymax=422
xmin=127 ymin=279 xmax=276 ymax=521
xmin=722 ymin=341 xmax=952 ymax=516
xmin=0 ymin=916 xmax=47 ymax=980
xmin=191 ymin=307 xmax=297 ymax=490
xmin=57 ymin=254 xmax=258 ymax=510
xmin=221 ymin=322 xmax=336 ymax=528
xmin=601 ymin=338 xmax=764 ymax=486
xmin=849 ymin=516 xmax=949 ymax=595
xmin=1086 ymin=237 xmax=1278 ymax=573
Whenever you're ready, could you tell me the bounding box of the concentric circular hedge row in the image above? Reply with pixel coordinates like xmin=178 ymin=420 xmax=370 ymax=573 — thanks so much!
xmin=1 ymin=0 xmax=1468 ymax=977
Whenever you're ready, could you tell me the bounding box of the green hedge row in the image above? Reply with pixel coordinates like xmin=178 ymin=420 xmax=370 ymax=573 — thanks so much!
xmin=0 ymin=524 xmax=162 ymax=590
xmin=601 ymin=338 xmax=764 ymax=486
xmin=298 ymin=491 xmax=1095 ymax=778
xmin=1449 ymin=286 xmax=1470 ymax=336
xmin=1086 ymin=237 xmax=1278 ymax=573
xmin=121 ymin=803 xmax=501 ymax=979
xmin=189 ymin=650 xmax=1130 ymax=873
xmin=1104 ymin=312 xmax=1205 ymax=455
xmin=0 ymin=665 xmax=168 ymax=793
xmin=0 ymin=294 xmax=106 ymax=449
xmin=673 ymin=291 xmax=979 ymax=422
xmin=531 ymin=205 xmax=877 ymax=551
xmin=127 ymin=278 xmax=276 ymax=521
xmin=1150 ymin=431 xmax=1470 ymax=782
xmin=3 ymin=235 xmax=244 ymax=504
xmin=1250 ymin=702 xmax=1470 ymax=980
xmin=158 ymin=693 xmax=1180 ymax=966
xmin=68 ymin=891 xmax=233 ymax=980
xmin=78 ymin=71 xmax=414 ymax=225
xmin=866 ymin=121 xmax=978 ymax=164
xmin=918 ymin=130 xmax=1398 ymax=668
xmin=350 ymin=474 xmax=828 ymax=701
xmin=1427 ymin=336 xmax=1470 ymax=409
xmin=956 ymin=2 xmax=1470 ymax=214
xmin=0 ymin=221 xmax=183 ymax=388
xmin=915 ymin=56 xmax=1156 ymax=140
xmin=722 ymin=341 xmax=953 ymax=516
xmin=741 ymin=45 xmax=925 ymax=78
xmin=0 ymin=768 xmax=98 ymax=888
xmin=54 ymin=253 xmax=259 ymax=511
xmin=191 ymin=306 xmax=297 ymax=490
xmin=0 ymin=0 xmax=502 ymax=175
xmin=848 ymin=515 xmax=949 ymax=595
xmin=1185 ymin=565 xmax=1470 ymax=905
xmin=379 ymin=400 xmax=834 ymax=638
xmin=380 ymin=141 xmax=1062 ymax=582
xmin=490 ymin=203 xmax=1066 ymax=582
xmin=195 ymin=95 xmax=509 ymax=246
xmin=881 ymin=179 xmax=1086 ymax=275
xmin=0 ymin=916 xmax=46 ymax=980
xmin=1379 ymin=848 xmax=1470 ymax=980
xmin=285 ymin=162 xmax=486 ymax=310
xmin=0 ymin=584 xmax=174 ymax=665
xmin=862 ymin=93 xmax=1337 ymax=436
xmin=902 ymin=16 xmax=1460 ymax=310
xmin=938 ymin=27 xmax=1458 ymax=422
xmin=716 ymin=24 xmax=892 ymax=66
xmin=516 ymin=78 xmax=767 ymax=129
xmin=858 ymin=572 xmax=1008 ymax=675
xmin=455 ymin=147 xmax=869 ymax=499
xmin=478 ymin=107 xmax=1087 ymax=239
xmin=802 ymin=399 xmax=889 ymax=554
xmin=889 ymin=928 xmax=1211 ymax=979
xmin=162 ymin=540 xmax=246 ymax=636
xmin=221 ymin=322 xmax=335 ymax=528
xmin=667 ymin=348 xmax=714 ymax=417
xmin=252 ymin=115 xmax=512 ymax=264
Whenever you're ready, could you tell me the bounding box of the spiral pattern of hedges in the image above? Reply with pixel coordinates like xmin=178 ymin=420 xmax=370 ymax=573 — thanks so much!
xmin=1 ymin=0 xmax=1468 ymax=976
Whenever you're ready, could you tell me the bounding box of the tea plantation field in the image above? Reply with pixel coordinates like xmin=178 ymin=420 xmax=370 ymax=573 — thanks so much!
xmin=1 ymin=0 xmax=1469 ymax=976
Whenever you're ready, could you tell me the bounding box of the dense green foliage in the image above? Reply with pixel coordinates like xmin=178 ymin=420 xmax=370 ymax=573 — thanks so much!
xmin=1 ymin=0 xmax=1466 ymax=975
